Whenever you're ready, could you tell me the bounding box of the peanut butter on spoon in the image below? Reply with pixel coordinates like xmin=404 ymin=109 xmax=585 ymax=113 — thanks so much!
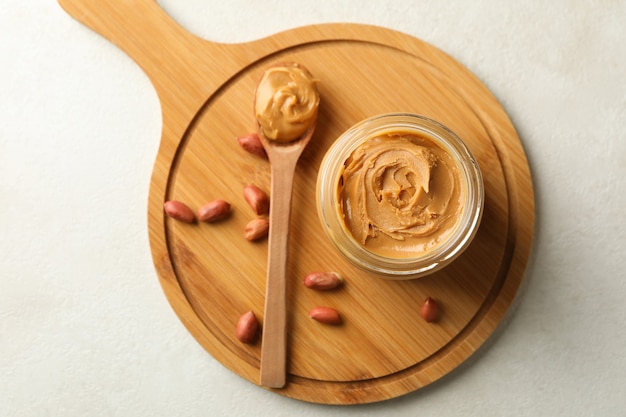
xmin=254 ymin=62 xmax=319 ymax=389
xmin=255 ymin=63 xmax=319 ymax=142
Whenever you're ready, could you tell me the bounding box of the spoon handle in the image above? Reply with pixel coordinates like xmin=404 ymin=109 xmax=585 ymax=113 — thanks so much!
xmin=259 ymin=157 xmax=299 ymax=388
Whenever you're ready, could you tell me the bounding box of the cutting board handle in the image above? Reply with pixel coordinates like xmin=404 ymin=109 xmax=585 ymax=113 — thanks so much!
xmin=58 ymin=0 xmax=229 ymax=108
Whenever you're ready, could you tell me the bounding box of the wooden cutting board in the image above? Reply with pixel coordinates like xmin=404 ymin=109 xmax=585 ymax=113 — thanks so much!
xmin=59 ymin=0 xmax=535 ymax=405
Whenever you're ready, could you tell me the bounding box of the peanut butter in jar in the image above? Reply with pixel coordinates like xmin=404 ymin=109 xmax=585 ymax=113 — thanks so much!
xmin=316 ymin=114 xmax=483 ymax=279
xmin=339 ymin=132 xmax=464 ymax=259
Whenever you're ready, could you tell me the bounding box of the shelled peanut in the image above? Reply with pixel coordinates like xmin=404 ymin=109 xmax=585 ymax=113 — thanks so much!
xmin=419 ymin=297 xmax=439 ymax=323
xmin=244 ymin=217 xmax=269 ymax=241
xmin=236 ymin=133 xmax=267 ymax=159
xmin=303 ymin=271 xmax=343 ymax=291
xmin=243 ymin=185 xmax=269 ymax=215
xmin=308 ymin=306 xmax=342 ymax=325
xmin=236 ymin=310 xmax=260 ymax=344
xmin=163 ymin=200 xmax=196 ymax=223
xmin=198 ymin=199 xmax=231 ymax=222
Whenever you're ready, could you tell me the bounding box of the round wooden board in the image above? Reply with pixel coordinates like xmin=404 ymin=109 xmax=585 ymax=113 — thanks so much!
xmin=59 ymin=0 xmax=535 ymax=405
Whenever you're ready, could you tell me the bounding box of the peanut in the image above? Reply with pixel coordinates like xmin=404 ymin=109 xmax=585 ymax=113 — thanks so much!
xmin=308 ymin=306 xmax=342 ymax=325
xmin=243 ymin=185 xmax=270 ymax=215
xmin=244 ymin=217 xmax=269 ymax=241
xmin=303 ymin=272 xmax=344 ymax=291
xmin=163 ymin=200 xmax=195 ymax=223
xmin=419 ymin=297 xmax=439 ymax=323
xmin=236 ymin=133 xmax=267 ymax=159
xmin=198 ymin=199 xmax=231 ymax=222
xmin=236 ymin=310 xmax=259 ymax=344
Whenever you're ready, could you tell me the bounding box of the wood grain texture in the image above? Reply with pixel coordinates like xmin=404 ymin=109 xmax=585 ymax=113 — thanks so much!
xmin=59 ymin=0 xmax=535 ymax=404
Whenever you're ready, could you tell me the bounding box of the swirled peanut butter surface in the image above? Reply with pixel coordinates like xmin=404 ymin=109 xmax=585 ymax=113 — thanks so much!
xmin=254 ymin=64 xmax=319 ymax=142
xmin=339 ymin=133 xmax=464 ymax=258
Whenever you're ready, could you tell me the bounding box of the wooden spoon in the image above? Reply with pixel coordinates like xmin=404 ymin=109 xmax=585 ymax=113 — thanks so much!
xmin=255 ymin=68 xmax=317 ymax=388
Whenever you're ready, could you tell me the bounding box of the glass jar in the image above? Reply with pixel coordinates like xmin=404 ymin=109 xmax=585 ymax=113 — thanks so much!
xmin=316 ymin=113 xmax=484 ymax=279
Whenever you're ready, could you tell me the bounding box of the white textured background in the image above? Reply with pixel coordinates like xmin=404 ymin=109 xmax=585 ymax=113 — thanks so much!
xmin=2 ymin=1 xmax=625 ymax=416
